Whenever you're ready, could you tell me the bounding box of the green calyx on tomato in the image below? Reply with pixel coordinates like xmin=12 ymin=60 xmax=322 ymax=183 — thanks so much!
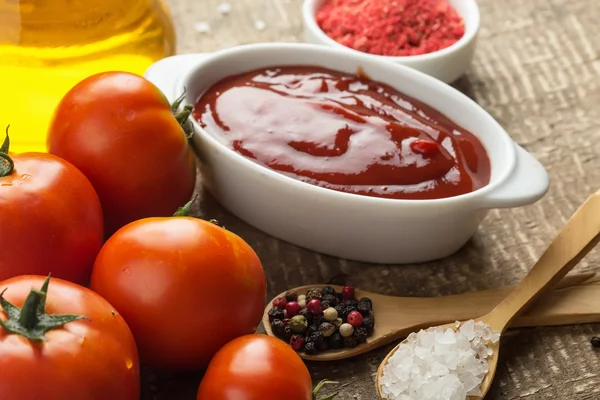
xmin=313 ymin=380 xmax=338 ymax=400
xmin=171 ymin=90 xmax=195 ymax=140
xmin=0 ymin=275 xmax=88 ymax=341
xmin=172 ymin=195 xmax=225 ymax=228
xmin=173 ymin=194 xmax=199 ymax=217
xmin=0 ymin=125 xmax=14 ymax=177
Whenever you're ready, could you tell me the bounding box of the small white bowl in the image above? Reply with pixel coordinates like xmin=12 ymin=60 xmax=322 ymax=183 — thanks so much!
xmin=302 ymin=0 xmax=480 ymax=83
xmin=144 ymin=43 xmax=549 ymax=264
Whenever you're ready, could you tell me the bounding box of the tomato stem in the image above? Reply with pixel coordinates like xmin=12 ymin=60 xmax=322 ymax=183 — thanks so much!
xmin=313 ymin=379 xmax=339 ymax=400
xmin=171 ymin=90 xmax=195 ymax=140
xmin=0 ymin=125 xmax=15 ymax=177
xmin=0 ymin=275 xmax=89 ymax=341
xmin=173 ymin=194 xmax=199 ymax=217
xmin=171 ymin=89 xmax=187 ymax=114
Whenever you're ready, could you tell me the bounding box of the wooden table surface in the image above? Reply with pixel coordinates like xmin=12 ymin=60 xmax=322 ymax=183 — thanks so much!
xmin=146 ymin=0 xmax=600 ymax=399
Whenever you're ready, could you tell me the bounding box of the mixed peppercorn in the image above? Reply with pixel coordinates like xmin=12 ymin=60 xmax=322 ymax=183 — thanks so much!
xmin=267 ymin=285 xmax=375 ymax=354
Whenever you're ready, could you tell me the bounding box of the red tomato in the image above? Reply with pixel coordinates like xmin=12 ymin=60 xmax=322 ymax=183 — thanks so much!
xmin=197 ymin=335 xmax=320 ymax=400
xmin=0 ymin=131 xmax=104 ymax=284
xmin=47 ymin=71 xmax=196 ymax=236
xmin=0 ymin=275 xmax=140 ymax=400
xmin=89 ymin=214 xmax=267 ymax=370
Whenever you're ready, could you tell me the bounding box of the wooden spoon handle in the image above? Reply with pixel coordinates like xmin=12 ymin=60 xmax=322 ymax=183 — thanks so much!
xmin=485 ymin=190 xmax=600 ymax=331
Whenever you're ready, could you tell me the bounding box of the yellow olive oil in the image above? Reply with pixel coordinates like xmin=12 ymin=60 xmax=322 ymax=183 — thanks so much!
xmin=0 ymin=0 xmax=176 ymax=153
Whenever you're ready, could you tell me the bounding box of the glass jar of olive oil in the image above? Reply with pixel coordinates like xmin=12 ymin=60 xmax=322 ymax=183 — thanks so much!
xmin=0 ymin=0 xmax=176 ymax=153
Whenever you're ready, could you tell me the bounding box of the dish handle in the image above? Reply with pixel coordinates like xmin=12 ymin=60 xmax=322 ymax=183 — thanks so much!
xmin=144 ymin=53 xmax=209 ymax=103
xmin=479 ymin=143 xmax=550 ymax=209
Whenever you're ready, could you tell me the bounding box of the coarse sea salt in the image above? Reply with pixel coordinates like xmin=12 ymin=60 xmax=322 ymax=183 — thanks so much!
xmin=379 ymin=320 xmax=500 ymax=400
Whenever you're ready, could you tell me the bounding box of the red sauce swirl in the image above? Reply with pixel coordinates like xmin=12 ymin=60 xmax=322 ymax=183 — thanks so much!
xmin=193 ymin=66 xmax=491 ymax=200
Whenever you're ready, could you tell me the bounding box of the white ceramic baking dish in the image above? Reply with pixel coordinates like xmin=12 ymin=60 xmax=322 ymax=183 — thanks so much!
xmin=302 ymin=0 xmax=480 ymax=83
xmin=145 ymin=43 xmax=549 ymax=264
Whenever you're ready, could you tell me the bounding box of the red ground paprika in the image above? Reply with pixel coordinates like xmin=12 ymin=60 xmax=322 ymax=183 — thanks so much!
xmin=316 ymin=0 xmax=465 ymax=57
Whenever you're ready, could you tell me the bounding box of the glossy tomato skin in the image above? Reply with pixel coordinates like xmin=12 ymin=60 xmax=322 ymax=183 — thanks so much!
xmin=0 ymin=153 xmax=104 ymax=284
xmin=197 ymin=334 xmax=313 ymax=400
xmin=47 ymin=71 xmax=196 ymax=236
xmin=90 ymin=217 xmax=267 ymax=370
xmin=0 ymin=275 xmax=140 ymax=400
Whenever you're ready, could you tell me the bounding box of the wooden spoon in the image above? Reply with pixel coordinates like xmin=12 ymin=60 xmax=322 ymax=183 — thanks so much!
xmin=263 ymin=272 xmax=600 ymax=361
xmin=376 ymin=189 xmax=600 ymax=399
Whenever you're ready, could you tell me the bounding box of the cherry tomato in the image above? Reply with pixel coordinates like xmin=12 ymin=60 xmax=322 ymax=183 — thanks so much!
xmin=197 ymin=334 xmax=335 ymax=400
xmin=0 ymin=130 xmax=104 ymax=284
xmin=89 ymin=211 xmax=267 ymax=370
xmin=47 ymin=71 xmax=196 ymax=236
xmin=0 ymin=275 xmax=140 ymax=400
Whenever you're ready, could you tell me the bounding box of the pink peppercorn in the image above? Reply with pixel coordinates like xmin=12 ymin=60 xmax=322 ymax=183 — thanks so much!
xmin=316 ymin=0 xmax=466 ymax=57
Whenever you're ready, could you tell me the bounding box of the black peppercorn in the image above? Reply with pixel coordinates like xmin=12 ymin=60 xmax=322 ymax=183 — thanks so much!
xmin=298 ymin=308 xmax=314 ymax=325
xmin=283 ymin=325 xmax=293 ymax=341
xmin=271 ymin=319 xmax=286 ymax=337
xmin=345 ymin=299 xmax=359 ymax=308
xmin=362 ymin=316 xmax=375 ymax=335
xmin=335 ymin=292 xmax=343 ymax=303
xmin=268 ymin=307 xmax=285 ymax=322
xmin=285 ymin=290 xmax=298 ymax=302
xmin=359 ymin=297 xmax=372 ymax=309
xmin=328 ymin=332 xmax=344 ymax=349
xmin=304 ymin=341 xmax=317 ymax=355
xmin=357 ymin=302 xmax=371 ymax=317
xmin=313 ymin=315 xmax=325 ymax=328
xmin=353 ymin=326 xmax=368 ymax=343
xmin=306 ymin=288 xmax=323 ymax=301
xmin=308 ymin=330 xmax=324 ymax=346
xmin=318 ymin=340 xmax=329 ymax=352
xmin=591 ymin=337 xmax=600 ymax=348
xmin=334 ymin=305 xmax=345 ymax=318
xmin=322 ymin=294 xmax=337 ymax=307
xmin=344 ymin=336 xmax=358 ymax=348
xmin=322 ymin=286 xmax=336 ymax=296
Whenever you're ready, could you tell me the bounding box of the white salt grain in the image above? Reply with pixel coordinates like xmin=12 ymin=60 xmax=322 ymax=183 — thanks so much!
xmin=254 ymin=19 xmax=266 ymax=31
xmin=379 ymin=320 xmax=499 ymax=400
xmin=194 ymin=22 xmax=211 ymax=33
xmin=217 ymin=2 xmax=231 ymax=15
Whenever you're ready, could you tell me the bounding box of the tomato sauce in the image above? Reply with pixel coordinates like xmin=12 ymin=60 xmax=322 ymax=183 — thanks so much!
xmin=193 ymin=66 xmax=491 ymax=200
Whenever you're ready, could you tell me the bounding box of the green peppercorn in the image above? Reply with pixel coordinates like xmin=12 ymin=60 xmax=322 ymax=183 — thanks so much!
xmin=304 ymin=341 xmax=317 ymax=355
xmin=271 ymin=319 xmax=286 ymax=337
xmin=319 ymin=322 xmax=336 ymax=337
xmin=306 ymin=288 xmax=323 ymax=301
xmin=353 ymin=326 xmax=368 ymax=343
xmin=290 ymin=315 xmax=308 ymax=334
xmin=333 ymin=317 xmax=343 ymax=328
xmin=285 ymin=290 xmax=298 ymax=302
xmin=328 ymin=332 xmax=344 ymax=349
xmin=344 ymin=336 xmax=358 ymax=348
